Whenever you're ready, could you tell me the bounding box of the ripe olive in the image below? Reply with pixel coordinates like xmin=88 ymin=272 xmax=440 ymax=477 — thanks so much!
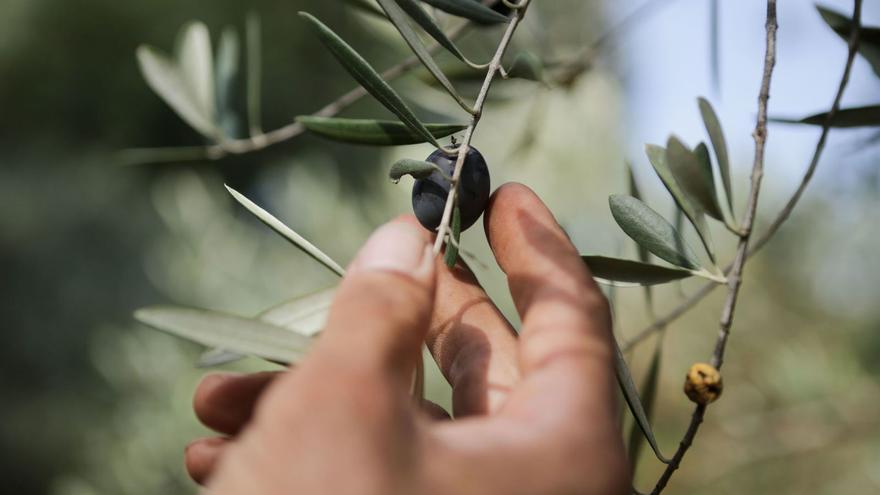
xmin=411 ymin=147 xmax=490 ymax=232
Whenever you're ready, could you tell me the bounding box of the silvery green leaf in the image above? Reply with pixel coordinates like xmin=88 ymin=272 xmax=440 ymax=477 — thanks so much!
xmin=666 ymin=136 xmax=724 ymax=221
xmin=299 ymin=12 xmax=440 ymax=147
xmin=226 ymin=185 xmax=346 ymax=277
xmin=627 ymin=338 xmax=663 ymax=468
xmin=175 ymin=22 xmax=216 ymax=127
xmin=613 ymin=340 xmax=670 ymax=464
xmin=817 ymin=6 xmax=880 ymax=78
xmin=507 ymin=52 xmax=544 ymax=81
xmin=626 ymin=164 xmax=650 ymax=266
xmin=420 ymin=0 xmax=509 ymax=25
xmin=197 ymin=348 xmax=246 ymax=368
xmin=375 ymin=0 xmax=472 ymax=112
xmin=135 ymin=306 xmax=311 ymax=365
xmin=389 ymin=0 xmax=469 ymax=63
xmin=645 ymin=144 xmax=716 ymax=262
xmin=389 ymin=159 xmax=443 ymax=182
xmin=136 ymin=46 xmax=219 ymax=139
xmin=698 ymin=97 xmax=733 ymax=212
xmin=771 ymin=105 xmax=880 ymax=128
xmin=444 ymin=205 xmax=461 ymax=267
xmin=609 ymin=195 xmax=701 ymax=270
xmin=297 ymin=116 xmax=465 ymax=145
xmin=582 ymin=256 xmax=695 ymax=286
xmin=215 ymin=27 xmax=241 ymax=138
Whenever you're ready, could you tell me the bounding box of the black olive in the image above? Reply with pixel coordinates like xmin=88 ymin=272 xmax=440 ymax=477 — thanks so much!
xmin=411 ymin=147 xmax=490 ymax=232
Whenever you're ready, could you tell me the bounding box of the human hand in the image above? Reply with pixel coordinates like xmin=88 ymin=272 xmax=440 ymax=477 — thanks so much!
xmin=185 ymin=183 xmax=629 ymax=494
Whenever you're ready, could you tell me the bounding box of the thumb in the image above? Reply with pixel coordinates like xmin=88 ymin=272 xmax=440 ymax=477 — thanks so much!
xmin=312 ymin=218 xmax=436 ymax=389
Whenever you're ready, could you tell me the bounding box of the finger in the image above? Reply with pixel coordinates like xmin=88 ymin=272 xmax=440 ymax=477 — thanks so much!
xmin=394 ymin=216 xmax=520 ymax=417
xmin=193 ymin=371 xmax=280 ymax=435
xmin=420 ymin=399 xmax=452 ymax=421
xmin=185 ymin=436 xmax=230 ymax=485
xmin=484 ymin=183 xmax=616 ymax=417
xmin=311 ymin=218 xmax=436 ymax=391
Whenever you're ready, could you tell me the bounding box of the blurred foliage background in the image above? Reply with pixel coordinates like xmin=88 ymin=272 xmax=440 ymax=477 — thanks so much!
xmin=1 ymin=0 xmax=878 ymax=494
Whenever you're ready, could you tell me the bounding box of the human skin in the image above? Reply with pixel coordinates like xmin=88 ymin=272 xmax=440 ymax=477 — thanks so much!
xmin=184 ymin=183 xmax=630 ymax=494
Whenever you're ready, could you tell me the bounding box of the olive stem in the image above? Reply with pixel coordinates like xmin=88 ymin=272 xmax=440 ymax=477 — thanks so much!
xmin=431 ymin=1 xmax=531 ymax=255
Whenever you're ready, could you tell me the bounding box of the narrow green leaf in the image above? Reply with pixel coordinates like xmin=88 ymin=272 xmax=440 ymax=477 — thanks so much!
xmin=444 ymin=205 xmax=461 ymax=267
xmin=390 ymin=0 xmax=469 ymax=63
xmin=666 ymin=136 xmax=724 ymax=221
xmin=199 ymin=287 xmax=335 ymax=368
xmin=698 ymin=97 xmax=733 ymax=212
xmin=627 ymin=338 xmax=663 ymax=468
xmin=817 ymin=6 xmax=880 ymax=78
xmin=390 ymin=159 xmax=443 ymax=182
xmin=613 ymin=340 xmax=670 ymax=464
xmin=246 ymin=12 xmax=263 ymax=136
xmin=175 ymin=22 xmax=216 ymax=127
xmin=609 ymin=195 xmax=701 ymax=270
xmin=419 ymin=0 xmax=509 ymax=25
xmin=507 ymin=52 xmax=544 ymax=82
xmin=215 ymin=27 xmax=241 ymax=139
xmin=626 ymin=165 xmax=650 ymax=266
xmin=135 ymin=306 xmax=312 ymax=365
xmin=375 ymin=0 xmax=472 ymax=112
xmin=136 ymin=46 xmax=219 ymax=139
xmin=582 ymin=256 xmax=694 ymax=286
xmin=770 ymin=105 xmax=880 ymax=128
xmin=299 ymin=12 xmax=440 ymax=147
xmin=297 ymin=116 xmax=465 ymax=145
xmin=345 ymin=0 xmax=388 ymax=19
xmin=226 ymin=185 xmax=346 ymax=277
xmin=645 ymin=144 xmax=716 ymax=262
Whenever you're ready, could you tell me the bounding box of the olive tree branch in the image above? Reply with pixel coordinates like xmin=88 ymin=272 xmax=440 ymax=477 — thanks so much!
xmin=431 ymin=2 xmax=531 ymax=254
xmin=622 ymin=0 xmax=864 ymax=354
xmin=648 ymin=1 xmax=778 ymax=492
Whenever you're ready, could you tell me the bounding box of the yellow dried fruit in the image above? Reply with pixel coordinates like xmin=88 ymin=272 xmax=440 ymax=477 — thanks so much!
xmin=683 ymin=363 xmax=722 ymax=405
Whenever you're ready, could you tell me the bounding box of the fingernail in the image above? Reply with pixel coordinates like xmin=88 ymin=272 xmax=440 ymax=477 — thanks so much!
xmin=355 ymin=221 xmax=431 ymax=275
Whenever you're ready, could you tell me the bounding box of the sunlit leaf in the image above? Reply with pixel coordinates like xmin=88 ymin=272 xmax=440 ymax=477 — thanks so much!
xmin=770 ymin=105 xmax=880 ymax=128
xmin=698 ymin=97 xmax=733 ymax=212
xmin=609 ymin=195 xmax=701 ymax=270
xmin=444 ymin=205 xmax=461 ymax=267
xmin=419 ymin=0 xmax=509 ymax=25
xmin=582 ymin=256 xmax=694 ymax=286
xmin=817 ymin=6 xmax=880 ymax=78
xmin=136 ymin=46 xmax=219 ymax=139
xmin=389 ymin=158 xmax=443 ymax=182
xmin=645 ymin=144 xmax=716 ymax=262
xmin=226 ymin=185 xmax=346 ymax=277
xmin=135 ymin=306 xmax=311 ymax=365
xmin=297 ymin=116 xmax=465 ymax=145
xmin=626 ymin=165 xmax=650 ymax=266
xmin=613 ymin=340 xmax=670 ymax=464
xmin=175 ymin=22 xmax=216 ymax=127
xmin=627 ymin=338 xmax=663 ymax=468
xmin=666 ymin=136 xmax=724 ymax=221
xmin=299 ymin=12 xmax=441 ymax=147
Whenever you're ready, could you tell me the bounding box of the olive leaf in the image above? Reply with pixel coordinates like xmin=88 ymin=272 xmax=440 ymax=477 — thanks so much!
xmin=666 ymin=136 xmax=724 ymax=221
xmin=626 ymin=165 xmax=650 ymax=266
xmin=770 ymin=105 xmax=880 ymax=128
xmin=387 ymin=0 xmax=470 ymax=64
xmin=199 ymin=287 xmax=335 ymax=367
xmin=215 ymin=27 xmax=241 ymax=139
xmin=246 ymin=12 xmax=263 ymax=136
xmin=627 ymin=337 xmax=663 ymax=468
xmin=175 ymin=22 xmax=216 ymax=128
xmin=345 ymin=0 xmax=388 ymax=19
xmin=817 ymin=6 xmax=880 ymax=78
xmin=297 ymin=116 xmax=465 ymax=145
xmin=609 ymin=195 xmax=701 ymax=270
xmin=698 ymin=97 xmax=733 ymax=212
xmin=444 ymin=205 xmax=461 ymax=267
xmin=419 ymin=0 xmax=509 ymax=25
xmin=135 ymin=306 xmax=312 ymax=365
xmin=614 ymin=340 xmax=670 ymax=464
xmin=299 ymin=12 xmax=441 ymax=147
xmin=389 ymin=159 xmax=444 ymax=183
xmin=375 ymin=0 xmax=473 ymax=112
xmin=645 ymin=144 xmax=716 ymax=262
xmin=582 ymin=256 xmax=695 ymax=286
xmin=507 ymin=52 xmax=544 ymax=82
xmin=225 ymin=185 xmax=346 ymax=277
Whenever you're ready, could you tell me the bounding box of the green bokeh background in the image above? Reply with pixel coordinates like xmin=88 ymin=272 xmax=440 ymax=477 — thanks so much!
xmin=2 ymin=1 xmax=879 ymax=494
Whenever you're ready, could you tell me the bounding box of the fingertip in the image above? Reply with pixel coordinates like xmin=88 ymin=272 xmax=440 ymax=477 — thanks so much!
xmin=185 ymin=436 xmax=228 ymax=485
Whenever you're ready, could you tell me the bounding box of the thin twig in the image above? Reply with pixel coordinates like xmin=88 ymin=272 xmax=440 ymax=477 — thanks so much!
xmin=432 ymin=2 xmax=531 ymax=254
xmin=622 ymin=0 xmax=864 ymax=353
xmin=648 ymin=1 xmax=778 ymax=492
